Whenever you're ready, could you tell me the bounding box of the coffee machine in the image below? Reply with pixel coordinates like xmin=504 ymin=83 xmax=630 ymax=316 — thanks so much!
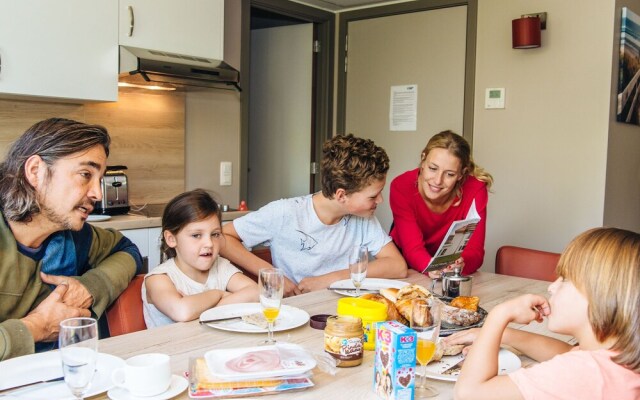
xmin=93 ymin=166 xmax=130 ymax=215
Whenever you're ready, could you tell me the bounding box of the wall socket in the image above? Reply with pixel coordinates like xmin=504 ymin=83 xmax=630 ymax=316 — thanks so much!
xmin=220 ymin=161 xmax=232 ymax=186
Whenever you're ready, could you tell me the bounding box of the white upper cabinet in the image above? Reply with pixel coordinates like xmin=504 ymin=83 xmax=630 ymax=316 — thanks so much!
xmin=0 ymin=0 xmax=118 ymax=102
xmin=119 ymin=0 xmax=224 ymax=62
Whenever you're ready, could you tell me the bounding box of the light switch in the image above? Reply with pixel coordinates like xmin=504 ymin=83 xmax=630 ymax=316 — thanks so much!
xmin=220 ymin=161 xmax=232 ymax=186
xmin=485 ymin=88 xmax=505 ymax=109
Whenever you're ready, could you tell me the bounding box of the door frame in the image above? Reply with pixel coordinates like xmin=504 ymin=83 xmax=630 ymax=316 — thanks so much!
xmin=336 ymin=0 xmax=477 ymax=145
xmin=240 ymin=0 xmax=335 ymax=201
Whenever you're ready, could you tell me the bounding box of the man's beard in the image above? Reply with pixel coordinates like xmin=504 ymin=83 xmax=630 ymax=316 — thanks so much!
xmin=39 ymin=202 xmax=76 ymax=231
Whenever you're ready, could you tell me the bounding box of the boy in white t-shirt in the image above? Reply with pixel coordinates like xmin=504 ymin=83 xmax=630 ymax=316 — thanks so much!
xmin=221 ymin=134 xmax=407 ymax=297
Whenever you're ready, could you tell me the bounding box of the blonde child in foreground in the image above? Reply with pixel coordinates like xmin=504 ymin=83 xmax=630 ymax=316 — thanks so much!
xmin=142 ymin=189 xmax=258 ymax=327
xmin=444 ymin=227 xmax=640 ymax=400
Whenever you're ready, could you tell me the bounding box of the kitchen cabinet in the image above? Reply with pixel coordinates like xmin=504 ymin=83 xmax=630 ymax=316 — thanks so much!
xmin=121 ymin=227 xmax=162 ymax=272
xmin=0 ymin=0 xmax=118 ymax=102
xmin=119 ymin=0 xmax=224 ymax=61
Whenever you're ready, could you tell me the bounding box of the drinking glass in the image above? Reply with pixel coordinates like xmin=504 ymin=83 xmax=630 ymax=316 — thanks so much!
xmin=58 ymin=317 xmax=98 ymax=400
xmin=410 ymin=299 xmax=441 ymax=398
xmin=349 ymin=245 xmax=368 ymax=296
xmin=258 ymin=268 xmax=284 ymax=344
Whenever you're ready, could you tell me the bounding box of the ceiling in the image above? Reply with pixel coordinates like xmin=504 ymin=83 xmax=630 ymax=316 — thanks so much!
xmin=292 ymin=0 xmax=411 ymax=12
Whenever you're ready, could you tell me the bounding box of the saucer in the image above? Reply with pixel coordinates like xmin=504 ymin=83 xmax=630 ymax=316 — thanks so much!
xmin=107 ymin=375 xmax=188 ymax=400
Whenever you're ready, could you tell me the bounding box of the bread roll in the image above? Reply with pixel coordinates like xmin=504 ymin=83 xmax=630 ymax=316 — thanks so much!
xmin=360 ymin=293 xmax=407 ymax=325
xmin=380 ymin=287 xmax=399 ymax=303
xmin=450 ymin=296 xmax=480 ymax=311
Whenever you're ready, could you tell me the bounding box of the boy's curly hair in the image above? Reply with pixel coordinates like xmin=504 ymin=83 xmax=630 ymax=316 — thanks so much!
xmin=321 ymin=134 xmax=389 ymax=198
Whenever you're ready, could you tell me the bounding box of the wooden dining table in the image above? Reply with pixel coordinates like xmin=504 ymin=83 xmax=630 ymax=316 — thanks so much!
xmin=93 ymin=271 xmax=574 ymax=400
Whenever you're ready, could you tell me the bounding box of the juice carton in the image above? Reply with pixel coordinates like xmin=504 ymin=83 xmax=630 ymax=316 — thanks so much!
xmin=373 ymin=321 xmax=417 ymax=400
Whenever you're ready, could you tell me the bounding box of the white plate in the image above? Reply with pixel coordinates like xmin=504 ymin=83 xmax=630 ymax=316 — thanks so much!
xmin=329 ymin=278 xmax=409 ymax=297
xmin=422 ymin=348 xmax=521 ymax=382
xmin=87 ymin=214 xmax=112 ymax=222
xmin=205 ymin=343 xmax=316 ymax=381
xmin=0 ymin=351 xmax=124 ymax=399
xmin=107 ymin=375 xmax=188 ymax=400
xmin=199 ymin=303 xmax=310 ymax=333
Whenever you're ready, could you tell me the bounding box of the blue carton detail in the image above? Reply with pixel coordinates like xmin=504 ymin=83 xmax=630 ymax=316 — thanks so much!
xmin=373 ymin=321 xmax=417 ymax=400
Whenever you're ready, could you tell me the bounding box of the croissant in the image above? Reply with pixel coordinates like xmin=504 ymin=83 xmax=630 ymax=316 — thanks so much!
xmin=359 ymin=293 xmax=407 ymax=325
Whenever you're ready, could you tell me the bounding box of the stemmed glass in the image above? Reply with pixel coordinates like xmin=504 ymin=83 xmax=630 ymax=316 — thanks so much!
xmin=58 ymin=317 xmax=98 ymax=400
xmin=349 ymin=245 xmax=368 ymax=296
xmin=258 ymin=268 xmax=284 ymax=344
xmin=410 ymin=299 xmax=442 ymax=398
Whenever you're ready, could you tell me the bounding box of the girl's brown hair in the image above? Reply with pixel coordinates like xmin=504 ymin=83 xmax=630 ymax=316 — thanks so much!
xmin=556 ymin=227 xmax=640 ymax=372
xmin=160 ymin=189 xmax=222 ymax=260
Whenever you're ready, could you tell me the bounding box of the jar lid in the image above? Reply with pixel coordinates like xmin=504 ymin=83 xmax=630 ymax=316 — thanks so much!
xmin=336 ymin=297 xmax=387 ymax=320
xmin=310 ymin=314 xmax=332 ymax=330
xmin=443 ymin=267 xmax=471 ymax=282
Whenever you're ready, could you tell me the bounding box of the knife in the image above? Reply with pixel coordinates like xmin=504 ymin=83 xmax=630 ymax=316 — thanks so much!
xmin=439 ymin=355 xmax=465 ymax=375
xmin=327 ymin=287 xmax=380 ymax=293
xmin=0 ymin=376 xmax=64 ymax=396
xmin=199 ymin=315 xmax=251 ymax=324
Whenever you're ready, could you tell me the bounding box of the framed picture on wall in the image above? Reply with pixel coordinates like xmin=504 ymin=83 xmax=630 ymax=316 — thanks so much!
xmin=617 ymin=7 xmax=640 ymax=125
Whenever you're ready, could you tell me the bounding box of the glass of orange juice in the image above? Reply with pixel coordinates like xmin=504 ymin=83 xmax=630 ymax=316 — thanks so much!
xmin=258 ymin=268 xmax=284 ymax=344
xmin=410 ymin=299 xmax=441 ymax=398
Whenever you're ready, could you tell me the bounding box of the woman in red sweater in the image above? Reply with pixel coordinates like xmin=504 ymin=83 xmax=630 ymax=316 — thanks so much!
xmin=390 ymin=131 xmax=493 ymax=277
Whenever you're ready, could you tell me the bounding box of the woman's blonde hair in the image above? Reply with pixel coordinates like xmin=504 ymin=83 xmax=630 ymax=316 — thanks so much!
xmin=420 ymin=130 xmax=493 ymax=200
xmin=556 ymin=227 xmax=640 ymax=372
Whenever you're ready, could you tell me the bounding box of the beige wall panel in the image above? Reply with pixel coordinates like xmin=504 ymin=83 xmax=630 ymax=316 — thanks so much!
xmin=0 ymin=100 xmax=84 ymax=158
xmin=185 ymin=89 xmax=241 ymax=208
xmin=345 ymin=6 xmax=468 ymax=231
xmin=473 ymin=0 xmax=615 ymax=271
xmin=604 ymin=0 xmax=640 ymax=231
xmin=85 ymin=90 xmax=185 ymax=206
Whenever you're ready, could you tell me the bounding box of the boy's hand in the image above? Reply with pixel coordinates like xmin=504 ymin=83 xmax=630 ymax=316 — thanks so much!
xmin=283 ymin=277 xmax=302 ymax=297
xmin=297 ymin=275 xmax=334 ymax=294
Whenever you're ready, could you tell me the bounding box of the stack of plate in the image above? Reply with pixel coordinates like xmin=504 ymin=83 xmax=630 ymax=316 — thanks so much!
xmin=189 ymin=343 xmax=316 ymax=397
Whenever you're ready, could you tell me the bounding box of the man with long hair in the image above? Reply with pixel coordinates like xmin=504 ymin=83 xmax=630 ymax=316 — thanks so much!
xmin=0 ymin=118 xmax=142 ymax=360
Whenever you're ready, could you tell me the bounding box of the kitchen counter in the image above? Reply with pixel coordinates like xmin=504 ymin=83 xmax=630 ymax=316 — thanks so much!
xmin=89 ymin=204 xmax=250 ymax=230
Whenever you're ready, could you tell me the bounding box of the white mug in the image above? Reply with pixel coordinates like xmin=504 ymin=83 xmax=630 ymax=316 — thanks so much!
xmin=111 ymin=353 xmax=171 ymax=397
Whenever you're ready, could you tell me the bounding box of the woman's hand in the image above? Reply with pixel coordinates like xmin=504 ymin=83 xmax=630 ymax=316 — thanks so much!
xmin=427 ymin=257 xmax=464 ymax=279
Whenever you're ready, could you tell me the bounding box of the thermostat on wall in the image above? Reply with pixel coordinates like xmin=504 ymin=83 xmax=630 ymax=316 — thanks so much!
xmin=485 ymin=88 xmax=505 ymax=109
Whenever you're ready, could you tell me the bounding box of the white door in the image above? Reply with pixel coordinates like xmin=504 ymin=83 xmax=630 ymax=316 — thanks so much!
xmin=248 ymin=24 xmax=314 ymax=209
xmin=345 ymin=6 xmax=468 ymax=231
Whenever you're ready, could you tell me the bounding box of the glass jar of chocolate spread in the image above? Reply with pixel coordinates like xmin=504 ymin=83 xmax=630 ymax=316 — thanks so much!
xmin=324 ymin=315 xmax=364 ymax=367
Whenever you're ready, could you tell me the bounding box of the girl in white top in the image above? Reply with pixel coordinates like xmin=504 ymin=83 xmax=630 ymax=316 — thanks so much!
xmin=143 ymin=189 xmax=258 ymax=328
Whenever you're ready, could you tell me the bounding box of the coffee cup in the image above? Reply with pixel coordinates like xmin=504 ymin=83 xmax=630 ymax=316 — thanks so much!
xmin=111 ymin=353 xmax=171 ymax=397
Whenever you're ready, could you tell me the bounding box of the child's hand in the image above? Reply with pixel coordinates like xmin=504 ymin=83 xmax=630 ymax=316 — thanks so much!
xmin=442 ymin=327 xmax=479 ymax=355
xmin=493 ymin=294 xmax=550 ymax=324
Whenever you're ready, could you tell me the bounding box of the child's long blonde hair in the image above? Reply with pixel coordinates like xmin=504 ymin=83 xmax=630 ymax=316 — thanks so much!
xmin=556 ymin=227 xmax=640 ymax=372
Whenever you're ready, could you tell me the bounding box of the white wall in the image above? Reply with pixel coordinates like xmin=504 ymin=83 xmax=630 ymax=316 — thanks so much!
xmin=185 ymin=89 xmax=241 ymax=208
xmin=473 ymin=0 xmax=616 ymax=271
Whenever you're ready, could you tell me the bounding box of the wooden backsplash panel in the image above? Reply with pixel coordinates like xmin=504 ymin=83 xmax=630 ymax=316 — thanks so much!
xmin=0 ymin=90 xmax=185 ymax=206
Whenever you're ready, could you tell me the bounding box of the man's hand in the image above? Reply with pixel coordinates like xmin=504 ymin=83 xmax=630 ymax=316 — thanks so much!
xmin=21 ymin=283 xmax=91 ymax=342
xmin=41 ymin=272 xmax=93 ymax=309
xmin=284 ymin=277 xmax=302 ymax=297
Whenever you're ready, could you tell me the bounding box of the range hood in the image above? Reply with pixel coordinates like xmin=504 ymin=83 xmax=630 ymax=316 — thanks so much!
xmin=119 ymin=46 xmax=241 ymax=91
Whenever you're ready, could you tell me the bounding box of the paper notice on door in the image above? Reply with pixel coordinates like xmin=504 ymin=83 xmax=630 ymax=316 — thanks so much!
xmin=390 ymin=85 xmax=418 ymax=131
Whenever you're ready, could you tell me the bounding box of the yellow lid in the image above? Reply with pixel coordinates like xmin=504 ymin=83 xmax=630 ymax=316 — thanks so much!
xmin=336 ymin=297 xmax=387 ymax=321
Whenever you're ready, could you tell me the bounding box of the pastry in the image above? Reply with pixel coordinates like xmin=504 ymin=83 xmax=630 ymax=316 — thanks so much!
xmin=395 ymin=284 xmax=432 ymax=302
xmin=450 ymin=296 xmax=480 ymax=311
xmin=380 ymin=287 xmax=399 ymax=303
xmin=241 ymin=312 xmax=269 ymax=329
xmin=440 ymin=303 xmax=482 ymax=326
xmin=360 ymin=293 xmax=407 ymax=325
